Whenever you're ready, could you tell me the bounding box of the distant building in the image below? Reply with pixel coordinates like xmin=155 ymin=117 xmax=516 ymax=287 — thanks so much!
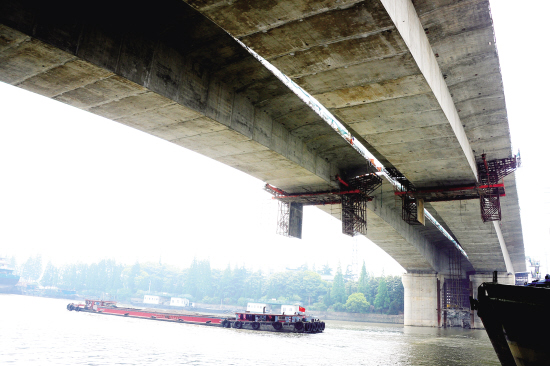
xmin=170 ymin=297 xmax=189 ymax=307
xmin=143 ymin=295 xmax=160 ymax=304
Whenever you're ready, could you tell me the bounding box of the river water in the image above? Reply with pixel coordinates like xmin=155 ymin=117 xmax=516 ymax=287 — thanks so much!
xmin=0 ymin=295 xmax=500 ymax=365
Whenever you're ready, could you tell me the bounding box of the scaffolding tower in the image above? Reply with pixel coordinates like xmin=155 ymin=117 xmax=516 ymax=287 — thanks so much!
xmin=476 ymin=153 xmax=521 ymax=222
xmin=391 ymin=153 xmax=521 ymax=225
xmin=442 ymin=248 xmax=471 ymax=328
xmin=266 ymin=173 xmax=382 ymax=238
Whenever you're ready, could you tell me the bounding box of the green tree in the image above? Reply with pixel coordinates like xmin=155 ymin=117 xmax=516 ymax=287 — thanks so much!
xmin=219 ymin=264 xmax=234 ymax=301
xmin=302 ymin=271 xmax=324 ymax=305
xmin=344 ymin=265 xmax=354 ymax=282
xmin=41 ymin=261 xmax=58 ymax=287
xmin=331 ymin=264 xmax=346 ymax=304
xmin=127 ymin=262 xmax=141 ymax=292
xmin=323 ymin=288 xmax=333 ymax=307
xmin=321 ymin=263 xmax=332 ymax=275
xmin=344 ymin=292 xmax=370 ymax=313
xmin=357 ymin=261 xmax=368 ymax=295
xmin=374 ymin=276 xmax=391 ymax=312
xmin=388 ymin=300 xmax=400 ymax=315
xmin=386 ymin=275 xmax=404 ymax=313
xmin=345 ymin=280 xmax=357 ymax=296
xmin=21 ymin=255 xmax=43 ymax=282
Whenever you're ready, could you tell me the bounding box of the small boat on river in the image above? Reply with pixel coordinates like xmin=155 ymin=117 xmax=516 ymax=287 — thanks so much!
xmin=470 ymin=273 xmax=550 ymax=366
xmin=67 ymin=300 xmax=324 ymax=333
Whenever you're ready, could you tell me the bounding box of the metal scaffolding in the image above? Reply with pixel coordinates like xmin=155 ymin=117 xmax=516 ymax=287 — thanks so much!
xmin=391 ymin=153 xmax=521 ymax=224
xmin=479 ymin=187 xmax=502 ymax=222
xmin=476 ymin=153 xmax=520 ymax=222
xmin=276 ymin=201 xmax=291 ymax=237
xmin=266 ymin=173 xmax=382 ymax=238
xmin=387 ymin=167 xmax=424 ymax=225
xmin=442 ymin=249 xmax=471 ymax=328
xmin=445 ymin=249 xmax=469 ymax=309
xmin=477 ymin=153 xmax=521 ymax=185
xmin=401 ymin=197 xmax=423 ymax=225
xmin=341 ymin=193 xmax=368 ymax=236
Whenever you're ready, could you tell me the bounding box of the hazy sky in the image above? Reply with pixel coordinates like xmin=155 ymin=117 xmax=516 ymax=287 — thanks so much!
xmin=1 ymin=1 xmax=548 ymax=275
xmin=0 ymin=79 xmax=400 ymax=275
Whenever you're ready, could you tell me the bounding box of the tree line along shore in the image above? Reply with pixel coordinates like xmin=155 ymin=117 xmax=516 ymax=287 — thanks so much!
xmin=10 ymin=255 xmax=404 ymax=315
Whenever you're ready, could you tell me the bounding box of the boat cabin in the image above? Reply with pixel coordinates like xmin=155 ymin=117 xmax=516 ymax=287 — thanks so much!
xmin=280 ymin=304 xmax=306 ymax=315
xmin=235 ymin=303 xmax=308 ymax=323
xmin=85 ymin=299 xmax=117 ymax=310
xmin=170 ymin=297 xmax=190 ymax=307
xmin=235 ymin=311 xmax=306 ymax=323
xmin=246 ymin=302 xmax=272 ymax=313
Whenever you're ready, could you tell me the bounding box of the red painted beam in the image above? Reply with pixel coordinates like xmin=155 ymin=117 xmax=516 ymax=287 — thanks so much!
xmin=276 ymin=189 xmax=361 ymax=198
xmin=394 ymin=183 xmax=505 ymax=196
xmin=335 ymin=174 xmax=349 ymax=187
xmin=265 ymin=184 xmax=288 ymax=196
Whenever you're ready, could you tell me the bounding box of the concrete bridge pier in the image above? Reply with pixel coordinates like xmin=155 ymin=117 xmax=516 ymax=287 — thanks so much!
xmin=403 ymin=272 xmax=515 ymax=328
xmin=402 ymin=272 xmax=444 ymax=327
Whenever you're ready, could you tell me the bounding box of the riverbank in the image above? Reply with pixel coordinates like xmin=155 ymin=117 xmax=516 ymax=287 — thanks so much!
xmin=187 ymin=302 xmax=404 ymax=324
xmin=308 ymin=310 xmax=403 ymax=324
xmin=13 ymin=292 xmax=405 ymax=324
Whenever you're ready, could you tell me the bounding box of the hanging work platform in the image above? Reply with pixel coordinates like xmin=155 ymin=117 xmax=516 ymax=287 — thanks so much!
xmin=265 ymin=174 xmax=382 ymax=239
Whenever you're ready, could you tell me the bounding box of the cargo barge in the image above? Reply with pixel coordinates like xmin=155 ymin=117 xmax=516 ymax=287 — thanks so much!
xmin=470 ymin=274 xmax=550 ymax=366
xmin=67 ymin=300 xmax=324 ymax=333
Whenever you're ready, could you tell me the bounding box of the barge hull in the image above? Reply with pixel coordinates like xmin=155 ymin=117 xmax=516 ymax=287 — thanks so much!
xmin=474 ymin=283 xmax=550 ymax=366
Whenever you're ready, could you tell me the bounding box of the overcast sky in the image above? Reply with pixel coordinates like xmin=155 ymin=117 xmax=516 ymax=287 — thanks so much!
xmin=1 ymin=1 xmax=548 ymax=276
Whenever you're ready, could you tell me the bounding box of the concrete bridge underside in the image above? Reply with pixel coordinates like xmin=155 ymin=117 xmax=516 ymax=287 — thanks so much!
xmin=0 ymin=0 xmax=525 ymax=327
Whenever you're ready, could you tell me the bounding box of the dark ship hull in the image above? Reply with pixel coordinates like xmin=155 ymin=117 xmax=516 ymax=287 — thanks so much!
xmin=473 ymin=281 xmax=550 ymax=366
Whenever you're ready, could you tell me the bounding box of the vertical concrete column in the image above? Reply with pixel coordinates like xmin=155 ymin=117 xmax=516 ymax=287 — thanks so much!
xmin=469 ymin=272 xmax=514 ymax=329
xmin=402 ymin=272 xmax=443 ymax=327
xmin=288 ymin=202 xmax=303 ymax=239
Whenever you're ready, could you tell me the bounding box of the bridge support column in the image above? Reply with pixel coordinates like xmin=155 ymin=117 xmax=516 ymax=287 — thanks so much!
xmin=288 ymin=202 xmax=303 ymax=239
xmin=402 ymin=272 xmax=443 ymax=327
xmin=469 ymin=272 xmax=514 ymax=329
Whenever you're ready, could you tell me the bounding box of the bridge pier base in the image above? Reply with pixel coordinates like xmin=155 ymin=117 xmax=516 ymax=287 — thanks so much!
xmin=402 ymin=272 xmax=443 ymax=327
xmin=469 ymin=272 xmax=514 ymax=329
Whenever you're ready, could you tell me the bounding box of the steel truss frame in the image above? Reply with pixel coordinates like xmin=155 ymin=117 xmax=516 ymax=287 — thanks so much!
xmin=276 ymin=200 xmax=291 ymax=237
xmin=479 ymin=187 xmax=502 ymax=222
xmin=445 ymin=249 xmax=469 ymax=309
xmin=390 ymin=153 xmax=520 ymax=224
xmin=477 ymin=153 xmax=521 ymax=185
xmin=341 ymin=193 xmax=368 ymax=237
xmin=402 ymin=197 xmax=422 ymax=225
xmin=476 ymin=153 xmax=520 ymax=222
xmin=266 ymin=174 xmax=382 ymax=238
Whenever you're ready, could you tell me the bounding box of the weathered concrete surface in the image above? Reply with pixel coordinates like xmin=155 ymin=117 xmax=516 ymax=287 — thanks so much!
xmin=402 ymin=273 xmax=441 ymax=327
xmin=184 ymin=0 xmax=525 ymax=273
xmin=319 ymin=180 xmax=460 ymax=273
xmin=0 ymin=0 xmax=525 ymax=278
xmin=0 ymin=0 xmax=465 ymax=275
xmin=0 ymin=2 xmax=343 ymax=194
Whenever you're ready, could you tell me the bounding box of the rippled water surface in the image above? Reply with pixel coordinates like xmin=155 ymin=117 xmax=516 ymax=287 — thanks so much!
xmin=1 ymin=295 xmax=500 ymax=365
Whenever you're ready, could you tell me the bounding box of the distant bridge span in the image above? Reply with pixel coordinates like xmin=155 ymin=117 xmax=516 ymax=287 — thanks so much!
xmin=0 ymin=0 xmax=524 ymax=326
